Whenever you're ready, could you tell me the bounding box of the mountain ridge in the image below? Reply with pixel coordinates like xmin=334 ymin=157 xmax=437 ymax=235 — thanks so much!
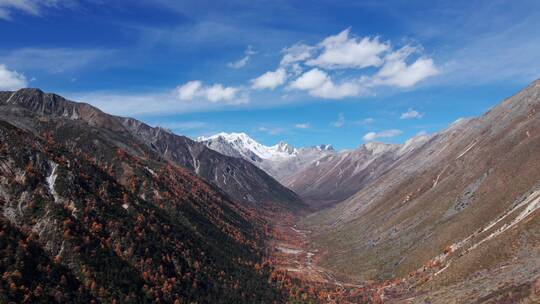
xmin=299 ymin=78 xmax=540 ymax=302
xmin=0 ymin=88 xmax=305 ymax=212
xmin=0 ymin=111 xmax=286 ymax=303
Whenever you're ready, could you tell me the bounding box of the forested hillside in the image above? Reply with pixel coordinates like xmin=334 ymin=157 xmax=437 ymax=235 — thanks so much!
xmin=0 ymin=118 xmax=284 ymax=303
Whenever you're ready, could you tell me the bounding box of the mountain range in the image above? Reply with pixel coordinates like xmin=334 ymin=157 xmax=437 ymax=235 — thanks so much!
xmin=197 ymin=132 xmax=335 ymax=183
xmin=0 ymin=89 xmax=303 ymax=212
xmin=198 ymin=130 xmax=430 ymax=208
xmin=0 ymin=80 xmax=539 ymax=303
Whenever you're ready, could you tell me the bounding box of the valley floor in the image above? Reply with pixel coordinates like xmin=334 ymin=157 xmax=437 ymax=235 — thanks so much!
xmin=267 ymin=210 xmax=540 ymax=303
xmin=269 ymin=215 xmax=362 ymax=288
xmin=266 ymin=211 xmax=404 ymax=303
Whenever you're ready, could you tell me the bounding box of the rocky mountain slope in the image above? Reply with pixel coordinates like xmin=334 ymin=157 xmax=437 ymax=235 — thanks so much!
xmin=0 ymin=89 xmax=304 ymax=213
xmin=283 ymin=138 xmax=430 ymax=208
xmin=300 ymin=80 xmax=540 ymax=302
xmin=0 ymin=118 xmax=284 ymax=303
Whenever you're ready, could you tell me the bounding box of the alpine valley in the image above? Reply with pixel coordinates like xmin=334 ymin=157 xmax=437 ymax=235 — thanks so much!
xmin=0 ymin=79 xmax=539 ymax=303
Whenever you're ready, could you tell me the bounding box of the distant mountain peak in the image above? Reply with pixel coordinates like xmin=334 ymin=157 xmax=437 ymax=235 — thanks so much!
xmin=528 ymin=78 xmax=540 ymax=88
xmin=2 ymin=88 xmax=49 ymax=106
xmin=6 ymin=87 xmax=44 ymax=97
xmin=397 ymin=134 xmax=431 ymax=156
xmin=198 ymin=132 xmax=256 ymax=145
xmin=197 ymin=132 xmax=297 ymax=162
xmin=273 ymin=141 xmax=296 ymax=154
xmin=363 ymin=142 xmax=398 ymax=154
xmin=313 ymin=144 xmax=334 ymax=151
xmin=198 ymin=132 xmax=341 ymax=181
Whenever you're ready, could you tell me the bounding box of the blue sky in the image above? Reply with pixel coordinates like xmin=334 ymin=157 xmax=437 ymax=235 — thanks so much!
xmin=1 ymin=0 xmax=539 ymax=149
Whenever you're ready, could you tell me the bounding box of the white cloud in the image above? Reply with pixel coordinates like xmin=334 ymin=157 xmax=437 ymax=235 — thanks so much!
xmin=257 ymin=126 xmax=283 ymax=135
xmin=363 ymin=129 xmax=403 ymax=142
xmin=177 ymin=80 xmax=202 ymax=100
xmin=205 ymin=84 xmax=238 ymax=102
xmin=280 ymin=43 xmax=315 ymax=67
xmin=69 ymin=92 xmax=180 ymax=116
xmin=289 ymin=68 xmax=363 ymax=99
xmin=306 ymin=28 xmax=389 ymax=70
xmin=400 ymin=108 xmax=423 ymax=119
xmin=332 ymin=113 xmax=345 ymax=128
xmin=288 ymin=68 xmax=328 ymax=90
xmin=377 ymin=58 xmax=438 ymax=88
xmin=0 ymin=64 xmax=27 ymax=90
xmin=294 ymin=123 xmax=309 ymax=129
xmin=83 ymin=27 xmax=438 ymax=116
xmin=69 ymin=89 xmax=248 ymax=116
xmin=228 ymin=56 xmax=249 ymax=69
xmin=228 ymin=45 xmax=257 ymax=69
xmin=310 ymin=78 xmax=362 ymax=99
xmin=352 ymin=117 xmax=375 ymax=125
xmin=373 ymin=46 xmax=439 ymax=88
xmin=289 ymin=63 xmax=303 ymax=76
xmin=0 ymin=0 xmax=73 ymax=20
xmin=176 ymin=81 xmax=246 ymax=103
xmin=361 ymin=117 xmax=374 ymax=124
xmin=251 ymin=68 xmax=287 ymax=90
xmin=0 ymin=48 xmax=116 ymax=74
xmin=268 ymin=29 xmax=438 ymax=99
xmin=0 ymin=0 xmax=40 ymax=19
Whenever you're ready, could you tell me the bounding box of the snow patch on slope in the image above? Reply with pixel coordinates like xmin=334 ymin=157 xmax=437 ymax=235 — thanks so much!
xmin=46 ymin=161 xmax=60 ymax=203
xmin=427 ymin=187 xmax=540 ymax=278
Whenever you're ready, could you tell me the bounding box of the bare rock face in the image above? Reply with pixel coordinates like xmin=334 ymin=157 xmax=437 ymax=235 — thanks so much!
xmin=1 ymin=89 xmax=125 ymax=130
xmin=301 ymin=80 xmax=540 ymax=302
xmin=0 ymin=88 xmax=304 ymax=212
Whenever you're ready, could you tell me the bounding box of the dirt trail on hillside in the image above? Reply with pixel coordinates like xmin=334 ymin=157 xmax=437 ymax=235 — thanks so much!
xmin=270 ymin=218 xmax=362 ymax=287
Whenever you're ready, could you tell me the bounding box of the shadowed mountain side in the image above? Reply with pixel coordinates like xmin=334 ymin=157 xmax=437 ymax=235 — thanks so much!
xmin=0 ymin=119 xmax=285 ymax=303
xmin=0 ymin=89 xmax=305 ymax=213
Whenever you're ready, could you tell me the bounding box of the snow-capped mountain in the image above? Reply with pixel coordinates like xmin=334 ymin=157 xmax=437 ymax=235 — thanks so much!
xmin=197 ymin=132 xmax=298 ymax=162
xmin=197 ymin=132 xmax=334 ymax=181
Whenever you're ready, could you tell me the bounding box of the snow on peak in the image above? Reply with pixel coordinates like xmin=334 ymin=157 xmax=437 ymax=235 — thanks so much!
xmin=272 ymin=141 xmax=296 ymax=154
xmin=198 ymin=132 xmax=251 ymax=143
xmin=314 ymin=144 xmax=334 ymax=151
xmin=197 ymin=132 xmax=296 ymax=160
